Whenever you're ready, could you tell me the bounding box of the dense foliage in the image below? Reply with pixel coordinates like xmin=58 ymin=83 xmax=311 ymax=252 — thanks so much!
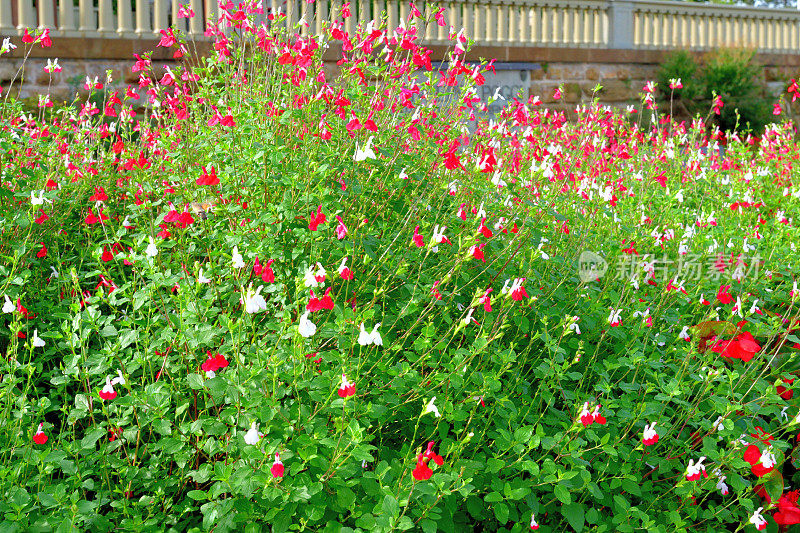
xmin=2 ymin=4 xmax=800 ymax=532
xmin=657 ymin=48 xmax=773 ymax=134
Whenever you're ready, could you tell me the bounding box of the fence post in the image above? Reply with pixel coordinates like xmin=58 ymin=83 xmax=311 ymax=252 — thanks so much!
xmin=608 ymin=0 xmax=635 ymax=48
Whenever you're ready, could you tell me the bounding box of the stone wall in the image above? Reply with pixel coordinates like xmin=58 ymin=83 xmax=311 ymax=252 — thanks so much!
xmin=3 ymin=38 xmax=799 ymax=113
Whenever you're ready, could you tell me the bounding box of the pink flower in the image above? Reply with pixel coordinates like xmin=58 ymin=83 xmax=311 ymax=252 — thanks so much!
xmin=642 ymin=422 xmax=658 ymax=446
xmin=412 ymin=226 xmax=424 ymax=247
xmin=307 ymin=289 xmax=322 ymax=312
xmin=338 ymin=257 xmax=353 ymax=280
xmin=99 ymin=376 xmax=117 ymax=401
xmin=412 ymin=441 xmax=443 ymax=481
xmin=271 ymin=452 xmax=285 ymax=478
xmin=717 ymin=284 xmax=732 ymax=304
xmin=512 ymin=279 xmax=528 ymax=300
xmin=201 ymin=351 xmax=229 ymax=378
xmin=685 ymin=457 xmax=708 ymax=481
xmin=309 ymin=205 xmax=326 ymax=231
xmin=197 ymin=166 xmax=219 ymax=186
xmin=479 ymin=288 xmax=492 ymax=312
xmin=338 ymin=373 xmax=355 ymax=398
xmin=478 ymin=218 xmax=493 ymax=239
xmin=33 ymin=422 xmax=48 ymax=444
xmin=335 ymin=216 xmax=348 ymax=240
xmin=713 ymin=95 xmax=724 ymax=115
xmin=262 ymin=259 xmax=275 ymax=283
xmin=579 ymin=402 xmax=593 ymax=427
xmin=470 ymin=243 xmax=485 ymax=262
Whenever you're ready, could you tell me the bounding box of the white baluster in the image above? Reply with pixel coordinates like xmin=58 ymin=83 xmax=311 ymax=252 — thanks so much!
xmin=153 ymin=0 xmax=168 ymax=33
xmin=117 ymin=0 xmax=134 ymax=35
xmin=497 ymin=2 xmax=507 ymax=43
xmin=0 ymin=0 xmax=12 ymax=33
xmin=78 ymin=0 xmax=95 ymax=32
xmin=521 ymin=2 xmax=531 ymax=44
xmin=135 ymin=0 xmax=149 ymax=33
xmin=507 ymin=2 xmax=517 ymax=43
xmin=385 ymin=0 xmax=396 ymax=32
xmin=38 ymin=0 xmax=56 ymax=29
xmin=188 ymin=0 xmax=203 ymax=36
xmin=98 ymin=0 xmax=113 ymax=32
xmin=170 ymin=0 xmax=184 ymax=33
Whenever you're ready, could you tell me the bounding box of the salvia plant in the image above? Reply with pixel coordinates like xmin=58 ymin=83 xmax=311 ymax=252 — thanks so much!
xmin=1 ymin=2 xmax=800 ymax=532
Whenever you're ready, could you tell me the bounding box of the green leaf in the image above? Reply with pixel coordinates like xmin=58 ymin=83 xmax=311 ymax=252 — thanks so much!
xmin=381 ymin=495 xmax=399 ymax=519
xmin=562 ymin=503 xmax=585 ymax=533
xmin=187 ymin=490 xmax=208 ymax=501
xmin=493 ymin=502 xmax=509 ymax=524
xmin=80 ymin=428 xmax=106 ymax=450
xmin=485 ymin=491 xmax=503 ymax=503
xmin=554 ymin=484 xmax=571 ymax=504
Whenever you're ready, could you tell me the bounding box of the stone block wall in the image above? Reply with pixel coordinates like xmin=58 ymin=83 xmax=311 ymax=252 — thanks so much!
xmin=3 ymin=38 xmax=799 ymax=115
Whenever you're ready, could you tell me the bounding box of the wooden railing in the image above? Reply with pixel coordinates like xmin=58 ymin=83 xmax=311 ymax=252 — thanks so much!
xmin=1 ymin=0 xmax=800 ymax=52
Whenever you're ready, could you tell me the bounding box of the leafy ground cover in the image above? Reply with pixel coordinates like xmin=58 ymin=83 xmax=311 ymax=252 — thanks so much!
xmin=2 ymin=4 xmax=800 ymax=532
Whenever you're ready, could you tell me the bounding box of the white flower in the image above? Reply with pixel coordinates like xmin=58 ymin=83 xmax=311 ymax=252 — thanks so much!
xmin=462 ymin=308 xmax=475 ymax=326
xmin=244 ymin=421 xmax=262 ymax=445
xmin=716 ymin=475 xmax=729 ymax=496
xmin=30 ymin=190 xmax=51 ymax=205
xmin=232 ymin=246 xmax=245 ymax=269
xmin=298 ymin=311 xmax=316 ymax=337
xmin=369 ymin=323 xmax=383 ymax=346
xmin=32 ymin=330 xmax=45 ymax=348
xmin=145 ymin=236 xmax=158 ymax=258
xmin=749 ymin=508 xmax=766 ymax=530
xmin=111 ymin=370 xmax=125 ymax=386
xmin=760 ymin=447 xmax=776 ymax=469
xmin=358 ymin=323 xmax=382 ymax=346
xmin=304 ymin=263 xmax=326 ymax=288
xmin=423 ymin=396 xmax=441 ymax=418
xmin=643 ymin=422 xmax=657 ymax=441
xmin=197 ymin=269 xmax=211 ymax=284
xmin=241 ymin=285 xmax=267 ymax=314
xmin=358 ymin=323 xmax=371 ymax=345
xmin=2 ymin=295 xmax=14 ymax=313
xmin=50 ymin=266 xmax=59 ymax=279
xmin=354 ymin=136 xmax=376 ymax=161
xmin=678 ymin=326 xmax=690 ymax=341
xmin=1 ymin=37 xmax=16 ymax=54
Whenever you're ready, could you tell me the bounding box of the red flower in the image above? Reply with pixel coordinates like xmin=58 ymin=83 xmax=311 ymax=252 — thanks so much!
xmin=271 ymin=452 xmax=285 ymax=478
xmin=774 ymin=490 xmax=800 ymax=525
xmin=308 ymin=205 xmax=326 ymax=231
xmin=412 ymin=225 xmax=424 ymax=247
xmin=478 ymin=218 xmax=493 ymax=239
xmin=412 ymin=442 xmax=444 ymax=480
xmin=201 ymin=351 xmax=229 ymax=376
xmin=337 ymin=373 xmax=355 ymax=398
xmin=412 ymin=454 xmax=433 ymax=480
xmin=33 ymin=422 xmax=48 ymax=444
xmin=711 ymin=331 xmax=761 ymax=362
xmin=716 ymin=284 xmax=732 ymax=304
xmin=36 ymin=242 xmax=47 ymax=258
xmin=99 ymin=376 xmax=117 ymax=400
xmin=778 ymin=377 xmax=795 ymax=400
xmin=744 ymin=443 xmax=776 ymax=477
xmin=197 ymin=166 xmax=219 ymax=186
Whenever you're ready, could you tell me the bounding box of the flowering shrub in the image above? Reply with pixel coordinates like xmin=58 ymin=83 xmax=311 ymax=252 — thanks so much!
xmin=2 ymin=4 xmax=800 ymax=532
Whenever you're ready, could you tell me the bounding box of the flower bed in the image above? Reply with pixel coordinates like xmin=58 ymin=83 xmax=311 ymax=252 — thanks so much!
xmin=1 ymin=4 xmax=800 ymax=532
